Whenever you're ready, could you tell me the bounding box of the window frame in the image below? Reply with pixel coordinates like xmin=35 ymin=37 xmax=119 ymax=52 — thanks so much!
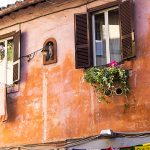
xmin=74 ymin=0 xmax=135 ymax=69
xmin=0 ymin=31 xmax=20 ymax=90
xmin=0 ymin=36 xmax=14 ymax=85
xmin=92 ymin=6 xmax=120 ymax=66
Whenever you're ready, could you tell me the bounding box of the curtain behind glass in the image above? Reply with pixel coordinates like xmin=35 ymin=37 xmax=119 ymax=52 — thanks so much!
xmin=95 ymin=13 xmax=107 ymax=66
xmin=108 ymin=9 xmax=121 ymax=62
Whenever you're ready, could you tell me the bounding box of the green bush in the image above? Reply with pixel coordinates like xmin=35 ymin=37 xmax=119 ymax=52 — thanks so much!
xmin=84 ymin=66 xmax=129 ymax=101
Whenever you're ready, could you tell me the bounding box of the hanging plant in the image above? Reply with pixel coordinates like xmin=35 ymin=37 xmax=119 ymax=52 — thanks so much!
xmin=84 ymin=61 xmax=130 ymax=102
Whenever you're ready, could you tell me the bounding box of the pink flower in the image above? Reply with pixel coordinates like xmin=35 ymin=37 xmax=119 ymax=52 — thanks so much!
xmin=109 ymin=60 xmax=118 ymax=67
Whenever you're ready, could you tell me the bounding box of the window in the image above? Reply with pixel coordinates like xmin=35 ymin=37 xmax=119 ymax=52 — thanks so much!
xmin=0 ymin=31 xmax=20 ymax=86
xmin=75 ymin=0 xmax=135 ymax=69
xmin=93 ymin=7 xmax=121 ymax=66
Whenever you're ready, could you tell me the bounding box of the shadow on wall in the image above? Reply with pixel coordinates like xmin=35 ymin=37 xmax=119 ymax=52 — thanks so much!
xmin=6 ymin=96 xmax=17 ymax=122
xmin=20 ymin=32 xmax=28 ymax=84
xmin=5 ymin=32 xmax=28 ymax=122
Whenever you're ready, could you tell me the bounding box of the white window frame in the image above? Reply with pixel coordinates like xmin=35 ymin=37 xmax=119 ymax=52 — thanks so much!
xmin=0 ymin=37 xmax=13 ymax=85
xmin=92 ymin=6 xmax=119 ymax=66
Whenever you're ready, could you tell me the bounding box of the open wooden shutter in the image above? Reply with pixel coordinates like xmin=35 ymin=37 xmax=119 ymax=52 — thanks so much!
xmin=119 ymin=0 xmax=135 ymax=60
xmin=13 ymin=31 xmax=20 ymax=83
xmin=75 ymin=13 xmax=91 ymax=69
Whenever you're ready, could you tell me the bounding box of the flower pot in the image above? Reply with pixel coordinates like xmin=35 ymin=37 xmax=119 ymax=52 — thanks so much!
xmin=115 ymin=87 xmax=123 ymax=95
xmin=104 ymin=89 xmax=113 ymax=97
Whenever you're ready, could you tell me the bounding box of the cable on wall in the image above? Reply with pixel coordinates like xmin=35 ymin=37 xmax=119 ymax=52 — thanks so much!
xmin=0 ymin=0 xmax=98 ymax=31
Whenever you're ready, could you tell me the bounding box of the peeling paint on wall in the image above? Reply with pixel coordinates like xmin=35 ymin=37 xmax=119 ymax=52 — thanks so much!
xmin=0 ymin=0 xmax=150 ymax=148
xmin=42 ymin=72 xmax=48 ymax=142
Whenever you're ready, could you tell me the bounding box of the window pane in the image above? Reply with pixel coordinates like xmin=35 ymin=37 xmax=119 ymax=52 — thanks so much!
xmin=95 ymin=13 xmax=107 ymax=66
xmin=0 ymin=42 xmax=5 ymax=61
xmin=0 ymin=41 xmax=6 ymax=84
xmin=7 ymin=39 xmax=13 ymax=62
xmin=7 ymin=39 xmax=13 ymax=85
xmin=108 ymin=9 xmax=121 ymax=62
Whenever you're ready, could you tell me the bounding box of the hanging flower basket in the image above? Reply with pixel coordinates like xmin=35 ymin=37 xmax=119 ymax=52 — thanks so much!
xmin=84 ymin=61 xmax=130 ymax=102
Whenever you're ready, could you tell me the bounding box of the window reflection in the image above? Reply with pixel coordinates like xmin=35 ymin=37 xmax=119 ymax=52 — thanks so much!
xmin=7 ymin=39 xmax=13 ymax=62
xmin=94 ymin=8 xmax=121 ymax=66
xmin=0 ymin=39 xmax=13 ymax=85
xmin=7 ymin=39 xmax=13 ymax=85
xmin=0 ymin=42 xmax=5 ymax=61
xmin=95 ymin=13 xmax=106 ymax=66
xmin=108 ymin=9 xmax=121 ymax=62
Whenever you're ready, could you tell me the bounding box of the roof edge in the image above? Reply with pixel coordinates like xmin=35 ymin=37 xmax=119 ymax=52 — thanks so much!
xmin=0 ymin=0 xmax=46 ymax=17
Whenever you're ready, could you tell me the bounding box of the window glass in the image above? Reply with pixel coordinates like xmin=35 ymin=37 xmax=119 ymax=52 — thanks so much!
xmin=7 ymin=39 xmax=13 ymax=85
xmin=0 ymin=41 xmax=6 ymax=84
xmin=108 ymin=9 xmax=121 ymax=62
xmin=0 ymin=39 xmax=13 ymax=85
xmin=0 ymin=42 xmax=5 ymax=62
xmin=94 ymin=12 xmax=107 ymax=66
xmin=93 ymin=8 xmax=121 ymax=66
xmin=7 ymin=39 xmax=13 ymax=62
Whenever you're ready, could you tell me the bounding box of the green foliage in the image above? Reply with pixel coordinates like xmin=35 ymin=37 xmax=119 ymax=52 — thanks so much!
xmin=0 ymin=50 xmax=5 ymax=61
xmin=84 ymin=66 xmax=129 ymax=101
xmin=0 ymin=40 xmax=13 ymax=62
xmin=7 ymin=40 xmax=13 ymax=61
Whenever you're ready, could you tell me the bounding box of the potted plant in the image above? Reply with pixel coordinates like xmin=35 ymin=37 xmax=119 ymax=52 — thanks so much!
xmin=84 ymin=61 xmax=129 ymax=102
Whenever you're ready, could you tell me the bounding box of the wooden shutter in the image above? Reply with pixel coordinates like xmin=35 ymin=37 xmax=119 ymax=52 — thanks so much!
xmin=13 ymin=31 xmax=20 ymax=83
xmin=119 ymin=0 xmax=135 ymax=60
xmin=75 ymin=13 xmax=91 ymax=69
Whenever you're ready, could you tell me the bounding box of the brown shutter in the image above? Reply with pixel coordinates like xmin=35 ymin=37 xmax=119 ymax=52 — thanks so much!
xmin=119 ymin=0 xmax=135 ymax=60
xmin=75 ymin=13 xmax=91 ymax=69
xmin=13 ymin=31 xmax=20 ymax=83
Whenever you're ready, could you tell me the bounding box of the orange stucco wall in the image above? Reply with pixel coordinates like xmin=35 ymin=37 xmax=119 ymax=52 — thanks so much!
xmin=0 ymin=0 xmax=150 ymax=147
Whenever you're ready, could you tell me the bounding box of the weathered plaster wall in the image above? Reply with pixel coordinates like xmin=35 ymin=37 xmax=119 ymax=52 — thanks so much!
xmin=0 ymin=0 xmax=150 ymax=147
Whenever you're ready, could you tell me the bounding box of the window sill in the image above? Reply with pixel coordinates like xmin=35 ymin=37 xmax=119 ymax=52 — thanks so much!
xmin=91 ymin=59 xmax=134 ymax=71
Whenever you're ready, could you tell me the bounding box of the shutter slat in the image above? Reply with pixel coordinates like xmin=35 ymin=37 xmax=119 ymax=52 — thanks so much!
xmin=77 ymin=15 xmax=88 ymax=21
xmin=77 ymin=37 xmax=87 ymax=42
xmin=77 ymin=39 xmax=87 ymax=45
xmin=77 ymin=30 xmax=88 ymax=37
xmin=77 ymin=53 xmax=89 ymax=58
xmin=76 ymin=20 xmax=87 ymax=26
xmin=119 ymin=0 xmax=135 ymax=59
xmin=76 ymin=44 xmax=88 ymax=48
xmin=75 ymin=13 xmax=91 ymax=68
xmin=13 ymin=63 xmax=19 ymax=81
xmin=13 ymin=31 xmax=20 ymax=83
xmin=76 ymin=26 xmax=87 ymax=33
xmin=77 ymin=57 xmax=88 ymax=61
